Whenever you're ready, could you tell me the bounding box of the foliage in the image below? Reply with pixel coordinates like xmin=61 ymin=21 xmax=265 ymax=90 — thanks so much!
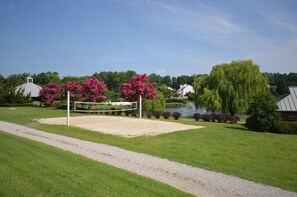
xmin=154 ymin=111 xmax=161 ymax=119
xmin=274 ymin=122 xmax=297 ymax=135
xmin=40 ymin=83 xmax=61 ymax=103
xmin=93 ymin=70 xmax=137 ymax=92
xmin=60 ymin=81 xmax=82 ymax=101
xmin=124 ymin=111 xmax=131 ymax=116
xmin=193 ymin=113 xmax=200 ymax=121
xmin=166 ymin=98 xmax=187 ymax=104
xmin=201 ymin=114 xmax=212 ymax=122
xmin=145 ymin=111 xmax=153 ymax=118
xmin=245 ymin=93 xmax=280 ymax=132
xmin=172 ymin=112 xmax=181 ymax=120
xmin=157 ymin=84 xmax=174 ymax=98
xmin=143 ymin=91 xmax=166 ymax=112
xmin=81 ymin=77 xmax=107 ymax=102
xmin=120 ymin=74 xmax=156 ymax=102
xmin=105 ymin=90 xmax=120 ymax=100
xmin=131 ymin=110 xmax=138 ymax=117
xmin=263 ymin=72 xmax=297 ymax=96
xmin=193 ymin=60 xmax=268 ymax=115
xmin=32 ymin=72 xmax=60 ymax=85
xmin=162 ymin=111 xmax=171 ymax=119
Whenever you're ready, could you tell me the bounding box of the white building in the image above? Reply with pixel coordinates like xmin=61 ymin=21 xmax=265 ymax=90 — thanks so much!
xmin=15 ymin=77 xmax=42 ymax=99
xmin=177 ymin=84 xmax=194 ymax=97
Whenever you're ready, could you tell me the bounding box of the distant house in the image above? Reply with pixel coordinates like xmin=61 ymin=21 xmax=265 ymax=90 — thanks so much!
xmin=15 ymin=77 xmax=42 ymax=100
xmin=177 ymin=84 xmax=194 ymax=97
xmin=276 ymin=86 xmax=297 ymax=121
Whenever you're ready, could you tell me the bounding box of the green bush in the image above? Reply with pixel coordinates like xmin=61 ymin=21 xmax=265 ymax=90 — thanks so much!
xmin=143 ymin=91 xmax=166 ymax=112
xmin=245 ymin=93 xmax=280 ymax=132
xmin=272 ymin=122 xmax=297 ymax=135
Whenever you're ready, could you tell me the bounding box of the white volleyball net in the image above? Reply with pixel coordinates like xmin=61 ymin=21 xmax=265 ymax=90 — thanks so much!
xmin=73 ymin=101 xmax=138 ymax=113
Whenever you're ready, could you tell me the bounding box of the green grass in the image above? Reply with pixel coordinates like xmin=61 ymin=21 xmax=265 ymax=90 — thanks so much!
xmin=1 ymin=107 xmax=297 ymax=192
xmin=0 ymin=131 xmax=190 ymax=197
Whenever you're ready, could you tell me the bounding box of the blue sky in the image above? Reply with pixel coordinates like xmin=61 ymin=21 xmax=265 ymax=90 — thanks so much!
xmin=0 ymin=0 xmax=297 ymax=77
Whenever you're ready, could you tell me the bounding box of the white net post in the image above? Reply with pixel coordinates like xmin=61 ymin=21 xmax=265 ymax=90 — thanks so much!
xmin=139 ymin=95 xmax=142 ymax=119
xmin=67 ymin=91 xmax=70 ymax=126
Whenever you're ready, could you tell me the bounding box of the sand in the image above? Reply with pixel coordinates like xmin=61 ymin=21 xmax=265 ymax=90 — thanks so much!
xmin=37 ymin=115 xmax=203 ymax=137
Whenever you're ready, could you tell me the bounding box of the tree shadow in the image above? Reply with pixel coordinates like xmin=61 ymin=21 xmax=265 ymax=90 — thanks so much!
xmin=224 ymin=125 xmax=249 ymax=131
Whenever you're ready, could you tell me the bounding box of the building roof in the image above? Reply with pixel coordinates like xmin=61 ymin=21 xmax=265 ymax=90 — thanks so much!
xmin=15 ymin=77 xmax=42 ymax=97
xmin=276 ymin=86 xmax=297 ymax=112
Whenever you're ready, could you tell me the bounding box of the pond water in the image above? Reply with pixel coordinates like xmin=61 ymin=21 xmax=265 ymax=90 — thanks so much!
xmin=165 ymin=101 xmax=207 ymax=117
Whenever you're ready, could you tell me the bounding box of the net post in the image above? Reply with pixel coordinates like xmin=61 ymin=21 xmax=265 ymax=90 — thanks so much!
xmin=139 ymin=95 xmax=142 ymax=119
xmin=67 ymin=91 xmax=70 ymax=126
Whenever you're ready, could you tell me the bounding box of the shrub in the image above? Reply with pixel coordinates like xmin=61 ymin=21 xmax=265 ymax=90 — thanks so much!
xmin=111 ymin=108 xmax=116 ymax=115
xmin=116 ymin=111 xmax=122 ymax=116
xmin=224 ymin=114 xmax=231 ymax=122
xmin=162 ymin=111 xmax=171 ymax=119
xmin=154 ymin=111 xmax=161 ymax=119
xmin=211 ymin=114 xmax=216 ymax=122
xmin=173 ymin=93 xmax=181 ymax=97
xmin=143 ymin=91 xmax=166 ymax=112
xmin=124 ymin=111 xmax=131 ymax=116
xmin=131 ymin=110 xmax=138 ymax=117
xmin=166 ymin=98 xmax=186 ymax=104
xmin=230 ymin=115 xmax=240 ymax=124
xmin=193 ymin=113 xmax=200 ymax=121
xmin=246 ymin=93 xmax=280 ymax=132
xmin=271 ymin=122 xmax=297 ymax=135
xmin=145 ymin=111 xmax=153 ymax=118
xmin=172 ymin=112 xmax=181 ymax=120
xmin=201 ymin=114 xmax=211 ymax=122
xmin=216 ymin=114 xmax=225 ymax=122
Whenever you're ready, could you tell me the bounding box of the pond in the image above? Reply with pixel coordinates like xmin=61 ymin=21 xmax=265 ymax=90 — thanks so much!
xmin=165 ymin=101 xmax=207 ymax=117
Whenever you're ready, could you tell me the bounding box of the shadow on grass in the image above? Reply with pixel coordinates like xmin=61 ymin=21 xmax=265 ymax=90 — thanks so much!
xmin=224 ymin=125 xmax=249 ymax=131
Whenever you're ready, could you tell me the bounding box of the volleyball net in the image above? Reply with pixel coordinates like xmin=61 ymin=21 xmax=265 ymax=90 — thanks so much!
xmin=73 ymin=101 xmax=138 ymax=113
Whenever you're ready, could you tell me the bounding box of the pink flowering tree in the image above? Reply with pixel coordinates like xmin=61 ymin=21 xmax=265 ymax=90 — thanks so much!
xmin=119 ymin=74 xmax=156 ymax=101
xmin=82 ymin=77 xmax=107 ymax=102
xmin=40 ymin=83 xmax=61 ymax=103
xmin=60 ymin=81 xmax=83 ymax=101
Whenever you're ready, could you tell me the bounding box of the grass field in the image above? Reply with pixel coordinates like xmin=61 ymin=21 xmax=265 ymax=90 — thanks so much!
xmin=0 ymin=131 xmax=190 ymax=196
xmin=1 ymin=107 xmax=297 ymax=192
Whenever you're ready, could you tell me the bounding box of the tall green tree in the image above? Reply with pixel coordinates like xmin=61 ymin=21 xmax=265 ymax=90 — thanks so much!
xmin=193 ymin=60 xmax=268 ymax=115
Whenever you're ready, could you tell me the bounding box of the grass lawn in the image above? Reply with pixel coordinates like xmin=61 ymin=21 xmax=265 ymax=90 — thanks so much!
xmin=0 ymin=131 xmax=190 ymax=197
xmin=1 ymin=107 xmax=297 ymax=192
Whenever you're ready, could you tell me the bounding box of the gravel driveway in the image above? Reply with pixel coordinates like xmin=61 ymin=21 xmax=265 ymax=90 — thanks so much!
xmin=1 ymin=121 xmax=296 ymax=197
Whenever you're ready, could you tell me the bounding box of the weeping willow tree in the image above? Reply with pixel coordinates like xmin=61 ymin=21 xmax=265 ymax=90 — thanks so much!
xmin=193 ymin=60 xmax=268 ymax=115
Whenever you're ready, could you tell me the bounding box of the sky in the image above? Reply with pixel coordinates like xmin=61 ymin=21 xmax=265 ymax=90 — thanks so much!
xmin=0 ymin=0 xmax=297 ymax=77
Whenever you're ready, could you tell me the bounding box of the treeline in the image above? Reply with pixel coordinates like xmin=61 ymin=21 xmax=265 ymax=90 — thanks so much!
xmin=0 ymin=71 xmax=197 ymax=99
xmin=1 ymin=71 xmax=297 ymax=99
xmin=263 ymin=72 xmax=297 ymax=96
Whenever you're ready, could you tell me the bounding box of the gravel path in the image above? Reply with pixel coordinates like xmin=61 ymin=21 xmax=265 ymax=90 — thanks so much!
xmin=37 ymin=115 xmax=202 ymax=137
xmin=1 ymin=121 xmax=296 ymax=197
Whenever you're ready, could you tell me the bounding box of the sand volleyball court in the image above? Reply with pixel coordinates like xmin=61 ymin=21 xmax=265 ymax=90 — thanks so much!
xmin=37 ymin=115 xmax=203 ymax=137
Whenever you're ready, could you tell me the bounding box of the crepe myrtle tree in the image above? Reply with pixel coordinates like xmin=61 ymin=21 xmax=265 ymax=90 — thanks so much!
xmin=119 ymin=74 xmax=157 ymax=101
xmin=81 ymin=77 xmax=107 ymax=102
xmin=60 ymin=81 xmax=83 ymax=101
xmin=40 ymin=83 xmax=61 ymax=103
